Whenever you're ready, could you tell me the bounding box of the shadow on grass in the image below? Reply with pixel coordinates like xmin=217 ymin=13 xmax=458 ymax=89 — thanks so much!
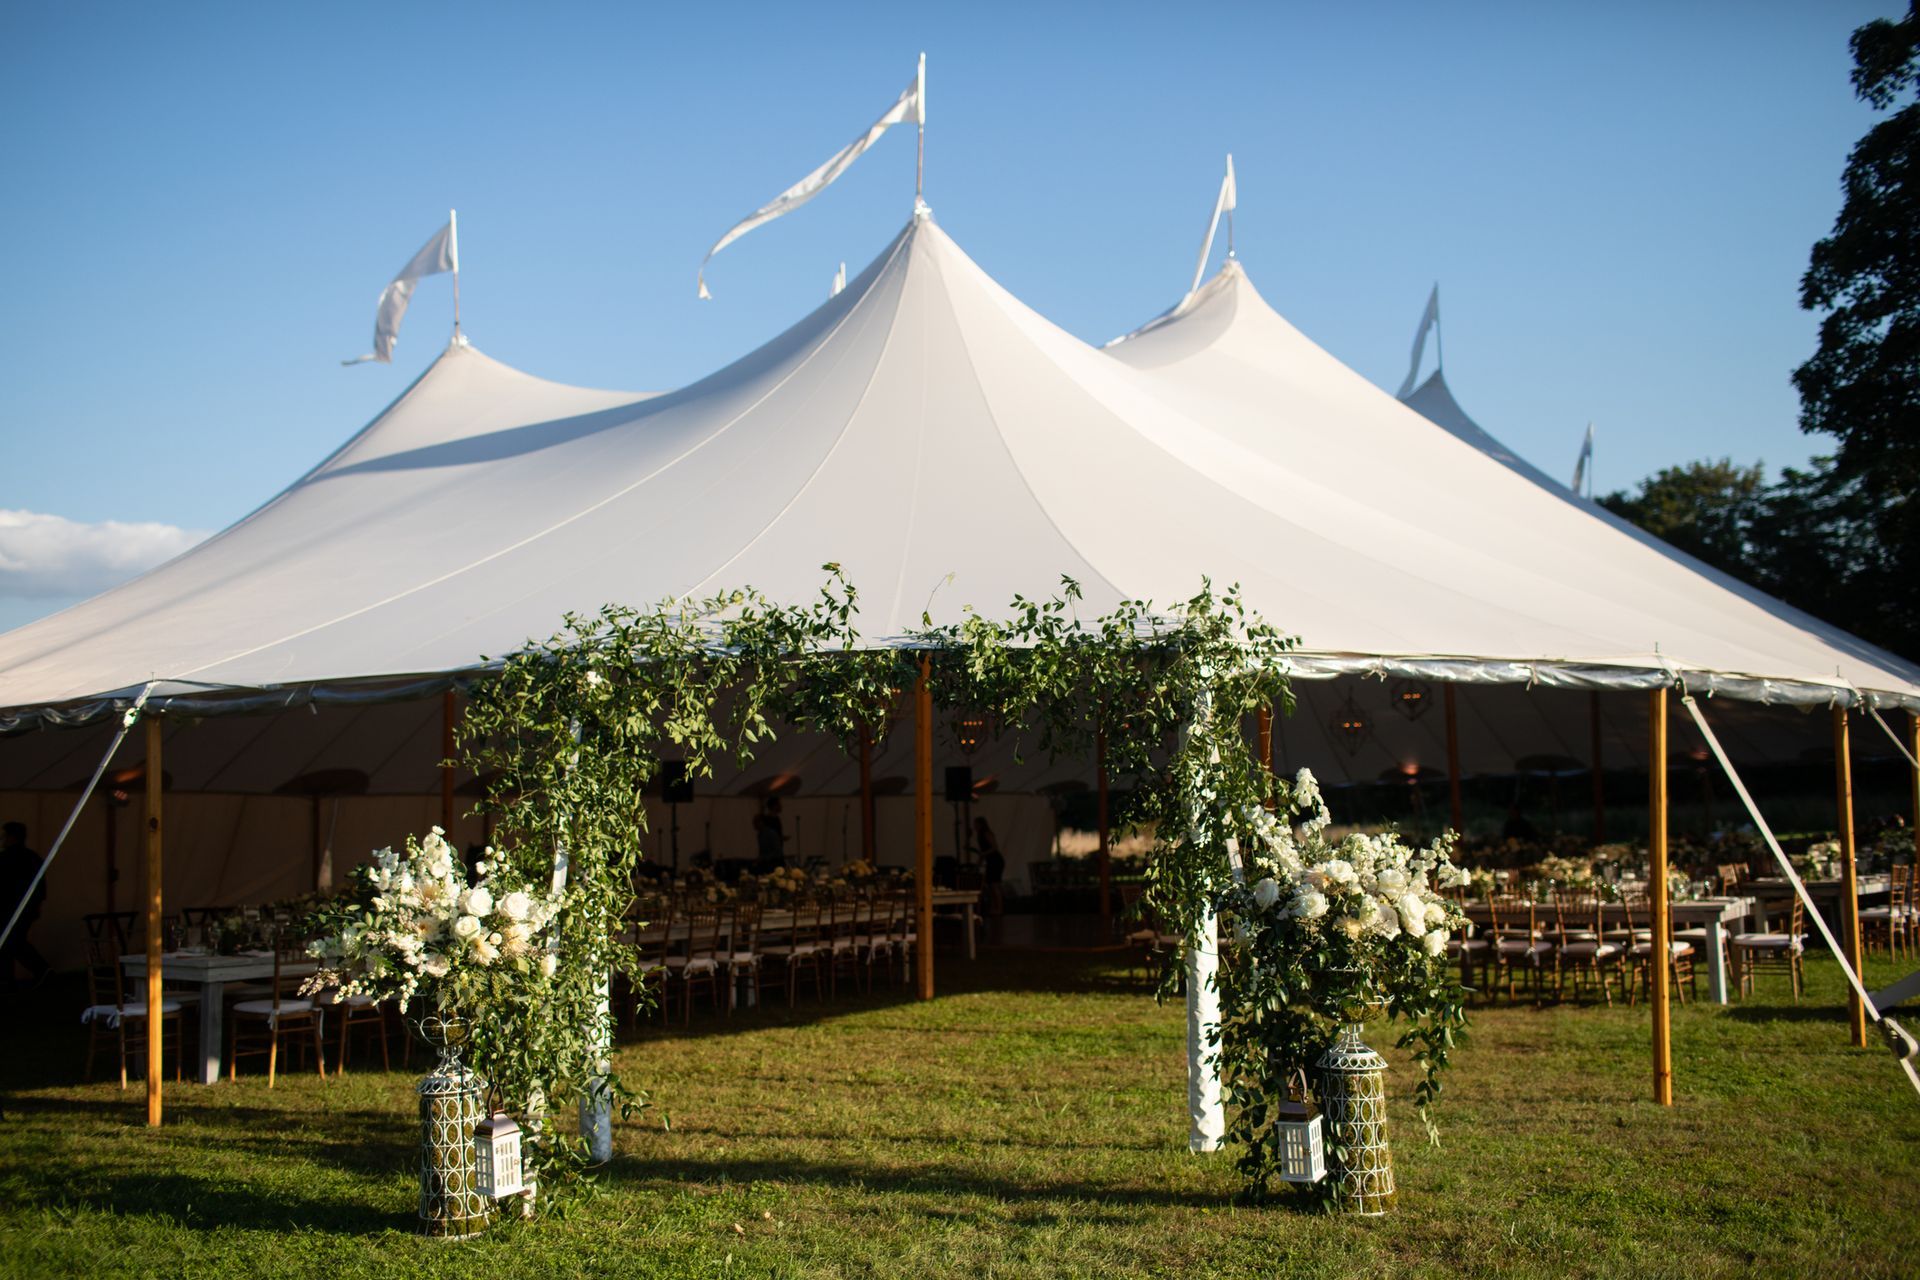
xmin=614 ymin=1149 xmax=1220 ymax=1217
xmin=1717 ymin=1001 xmax=1854 ymax=1025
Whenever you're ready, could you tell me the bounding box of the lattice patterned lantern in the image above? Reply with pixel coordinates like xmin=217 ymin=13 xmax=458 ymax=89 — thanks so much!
xmin=955 ymin=710 xmax=992 ymax=757
xmin=1331 ymin=690 xmax=1370 ymax=757
xmin=1273 ymin=1068 xmax=1326 ymax=1185
xmin=473 ymin=1112 xmax=524 ymax=1199
xmin=1389 ymin=677 xmax=1433 ymax=721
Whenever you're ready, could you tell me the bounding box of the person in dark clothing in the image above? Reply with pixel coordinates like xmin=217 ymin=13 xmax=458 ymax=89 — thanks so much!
xmin=1 ymin=822 xmax=51 ymax=987
xmin=754 ymin=798 xmax=788 ymax=873
xmin=974 ymin=816 xmax=1006 ymax=917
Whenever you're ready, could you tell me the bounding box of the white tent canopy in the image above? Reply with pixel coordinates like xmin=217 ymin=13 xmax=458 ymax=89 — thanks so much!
xmin=1103 ymin=257 xmax=1919 ymax=709
xmin=3 ymin=211 xmax=1915 ymax=736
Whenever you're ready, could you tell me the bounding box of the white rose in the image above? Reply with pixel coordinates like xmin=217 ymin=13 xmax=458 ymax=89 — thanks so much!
xmin=1293 ymin=889 xmax=1329 ymax=920
xmin=1371 ymin=897 xmax=1402 ymax=938
xmin=501 ymin=891 xmax=533 ymax=922
xmin=453 ymin=914 xmax=482 ymax=941
xmin=1320 ymin=859 xmax=1357 ymax=887
xmin=421 ymin=953 xmax=450 ymax=978
xmin=540 ymin=954 xmax=559 ymax=978
xmin=1399 ymin=892 xmax=1429 ymax=936
xmin=461 ymin=886 xmax=493 ymax=917
xmin=1425 ymin=900 xmax=1449 ymax=929
xmin=1252 ymin=878 xmax=1281 ymax=911
xmin=1376 ymin=867 xmax=1408 ymax=894
xmin=1422 ymin=929 xmax=1448 ymax=957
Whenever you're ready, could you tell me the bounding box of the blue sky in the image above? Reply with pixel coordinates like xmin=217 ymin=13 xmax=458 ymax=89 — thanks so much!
xmin=0 ymin=2 xmax=1896 ymax=628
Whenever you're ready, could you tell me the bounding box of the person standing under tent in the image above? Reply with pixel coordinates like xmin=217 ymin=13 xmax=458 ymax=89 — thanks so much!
xmin=754 ymin=797 xmax=788 ymax=873
xmin=974 ymin=816 xmax=1006 ymax=918
xmin=1 ymin=822 xmax=50 ymax=988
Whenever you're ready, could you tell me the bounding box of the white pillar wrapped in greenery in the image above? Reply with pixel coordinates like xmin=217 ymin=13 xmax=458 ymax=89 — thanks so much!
xmin=1186 ymin=905 xmax=1225 ymax=1152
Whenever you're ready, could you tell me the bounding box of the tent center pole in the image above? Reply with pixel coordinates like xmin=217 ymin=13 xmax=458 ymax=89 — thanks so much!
xmin=145 ymin=715 xmax=165 ymax=1127
xmin=1590 ymin=690 xmax=1606 ymax=843
xmin=915 ymin=657 xmax=934 ymax=1000
xmin=1443 ymin=684 xmax=1463 ymax=836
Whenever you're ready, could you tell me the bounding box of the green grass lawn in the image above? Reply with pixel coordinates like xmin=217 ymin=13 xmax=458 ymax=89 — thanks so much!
xmin=2 ymin=946 xmax=1917 ymax=1279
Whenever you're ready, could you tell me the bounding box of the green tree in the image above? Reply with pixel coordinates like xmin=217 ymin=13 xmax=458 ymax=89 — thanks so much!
xmin=1598 ymin=458 xmax=1766 ymax=579
xmin=1790 ymin=2 xmax=1920 ymax=659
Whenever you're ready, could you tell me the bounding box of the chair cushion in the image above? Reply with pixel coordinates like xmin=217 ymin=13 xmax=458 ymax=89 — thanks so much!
xmin=1732 ymin=933 xmax=1804 ymax=952
xmin=1630 ymin=941 xmax=1694 ymax=957
xmin=1559 ymin=941 xmax=1622 ymax=960
xmin=233 ymin=998 xmax=316 ymax=1016
xmin=81 ymin=1000 xmax=181 ymax=1027
xmin=1497 ymin=938 xmax=1553 ymax=957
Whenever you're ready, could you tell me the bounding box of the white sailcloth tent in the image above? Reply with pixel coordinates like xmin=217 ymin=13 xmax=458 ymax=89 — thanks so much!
xmin=2 ymin=209 xmax=1917 ymax=963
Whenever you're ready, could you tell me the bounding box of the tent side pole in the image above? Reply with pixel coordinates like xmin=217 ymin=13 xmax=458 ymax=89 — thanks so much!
xmin=1444 ymin=684 xmax=1464 ymax=835
xmin=441 ymin=689 xmax=456 ymax=834
xmin=1590 ymin=690 xmax=1606 ymax=843
xmin=1835 ymin=706 xmax=1868 ymax=1048
xmin=915 ymin=657 xmax=934 ymax=1000
xmin=145 ymin=716 xmax=165 ymax=1127
xmin=858 ymin=722 xmax=876 ymax=864
xmin=1649 ymin=688 xmax=1673 ymax=1106
xmin=1097 ymin=729 xmax=1111 ymax=936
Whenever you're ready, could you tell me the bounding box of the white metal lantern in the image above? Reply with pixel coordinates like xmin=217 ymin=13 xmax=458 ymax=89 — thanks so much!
xmin=1274 ymin=1070 xmax=1327 ymax=1185
xmin=473 ymin=1112 xmax=524 ymax=1199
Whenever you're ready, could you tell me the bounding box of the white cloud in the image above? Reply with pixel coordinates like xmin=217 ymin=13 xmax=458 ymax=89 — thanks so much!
xmin=0 ymin=509 xmax=210 ymax=599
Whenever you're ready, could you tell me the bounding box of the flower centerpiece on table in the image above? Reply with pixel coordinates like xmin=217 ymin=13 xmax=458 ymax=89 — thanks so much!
xmin=301 ymin=828 xmax=566 ymax=1016
xmin=1216 ymin=769 xmax=1472 ymax=1201
xmin=1801 ymin=839 xmax=1842 ymax=880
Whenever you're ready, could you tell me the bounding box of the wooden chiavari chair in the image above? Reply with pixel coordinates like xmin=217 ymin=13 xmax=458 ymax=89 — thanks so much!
xmin=1731 ymin=897 xmax=1806 ymax=1001
xmin=723 ymin=902 xmax=762 ymax=1012
xmin=1861 ymin=862 xmax=1916 ymax=961
xmin=666 ymin=904 xmax=724 ymax=1024
xmin=1551 ymin=887 xmax=1622 ymax=1005
xmin=761 ymin=894 xmax=826 ymax=1004
xmin=81 ymin=935 xmax=182 ymax=1088
xmin=1486 ymin=893 xmax=1553 ymax=1002
xmin=229 ymin=935 xmax=325 ymax=1086
xmin=1621 ymin=890 xmax=1695 ymax=1006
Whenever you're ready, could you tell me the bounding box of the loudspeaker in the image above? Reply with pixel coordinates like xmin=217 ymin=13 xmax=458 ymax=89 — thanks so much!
xmin=944 ymin=765 xmax=973 ymax=804
xmin=660 ymin=761 xmax=693 ymax=804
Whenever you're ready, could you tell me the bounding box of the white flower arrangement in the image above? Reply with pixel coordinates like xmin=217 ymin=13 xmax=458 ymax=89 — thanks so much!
xmin=1237 ymin=769 xmax=1470 ymax=990
xmin=303 ymin=828 xmax=565 ymax=1010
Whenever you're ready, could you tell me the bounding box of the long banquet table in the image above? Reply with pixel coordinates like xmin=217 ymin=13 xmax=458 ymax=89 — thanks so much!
xmin=1460 ymin=898 xmax=1755 ymax=1004
xmin=121 ymin=951 xmax=317 ymax=1085
xmin=634 ymin=888 xmax=984 ymax=958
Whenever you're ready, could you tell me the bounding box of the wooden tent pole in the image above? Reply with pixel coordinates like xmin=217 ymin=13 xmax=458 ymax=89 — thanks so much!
xmin=858 ymin=722 xmax=876 ymax=864
xmin=144 ymin=716 xmax=165 ymax=1127
xmin=1835 ymin=706 xmax=1868 ymax=1048
xmin=1590 ymin=690 xmax=1606 ymax=843
xmin=1648 ymin=688 xmax=1673 ymax=1106
xmin=915 ymin=657 xmax=934 ymax=1000
xmin=1443 ymin=684 xmax=1464 ymax=835
xmin=440 ymin=689 xmax=457 ymax=834
xmin=1096 ymin=729 xmax=1112 ymax=935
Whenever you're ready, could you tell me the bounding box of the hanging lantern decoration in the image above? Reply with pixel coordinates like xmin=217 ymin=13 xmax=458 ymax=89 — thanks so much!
xmin=1273 ymin=1068 xmax=1326 ymax=1185
xmin=473 ymin=1112 xmax=524 ymax=1199
xmin=1331 ymin=691 xmax=1369 ymax=757
xmin=955 ymin=710 xmax=992 ymax=757
xmin=1389 ymin=678 xmax=1433 ymax=721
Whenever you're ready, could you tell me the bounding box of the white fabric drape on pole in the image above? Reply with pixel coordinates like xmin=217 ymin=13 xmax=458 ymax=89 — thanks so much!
xmin=344 ymin=216 xmax=458 ymax=365
xmin=1186 ymin=909 xmax=1225 ymax=1152
xmin=697 ymin=57 xmax=924 ymax=299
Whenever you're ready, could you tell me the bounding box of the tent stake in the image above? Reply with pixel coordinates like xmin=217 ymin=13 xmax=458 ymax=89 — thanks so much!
xmin=1443 ymin=684 xmax=1463 ymax=835
xmin=915 ymin=656 xmax=934 ymax=1000
xmin=1836 ymin=707 xmax=1868 ymax=1048
xmin=1649 ymin=688 xmax=1673 ymax=1106
xmin=145 ymin=715 xmax=165 ymax=1127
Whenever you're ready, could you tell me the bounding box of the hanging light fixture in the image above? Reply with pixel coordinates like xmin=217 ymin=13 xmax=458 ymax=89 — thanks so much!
xmin=955 ymin=710 xmax=992 ymax=756
xmin=1331 ymin=691 xmax=1369 ymax=757
xmin=1389 ymin=678 xmax=1433 ymax=721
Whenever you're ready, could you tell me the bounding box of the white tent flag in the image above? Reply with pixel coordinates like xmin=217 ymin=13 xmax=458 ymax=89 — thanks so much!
xmin=1571 ymin=422 xmax=1594 ymax=496
xmin=698 ymin=55 xmax=925 ymax=299
xmin=344 ymin=214 xmax=459 ymax=366
xmin=1394 ymin=283 xmax=1441 ymax=398
xmin=1188 ymin=153 xmax=1238 ymax=297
